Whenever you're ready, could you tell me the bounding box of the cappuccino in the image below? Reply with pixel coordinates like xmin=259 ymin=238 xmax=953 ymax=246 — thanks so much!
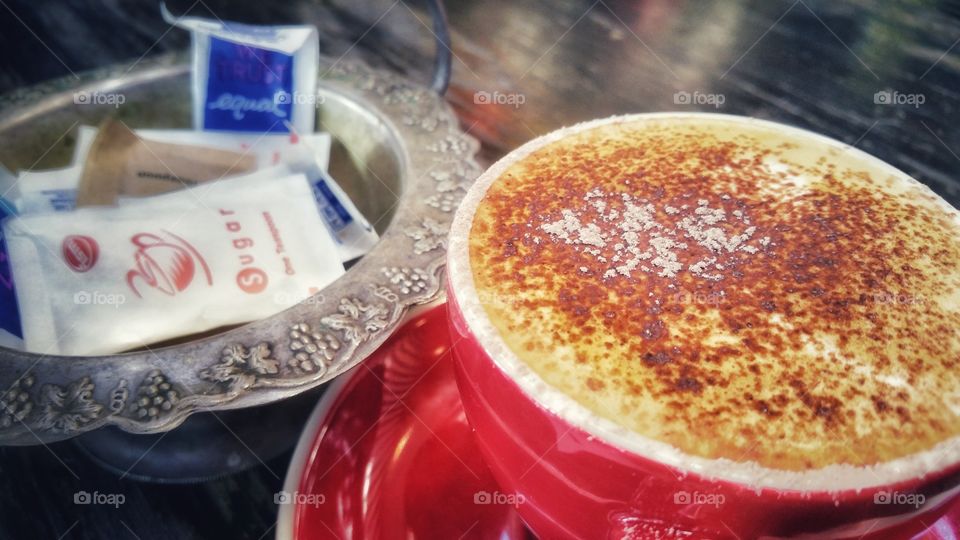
xmin=462 ymin=115 xmax=960 ymax=473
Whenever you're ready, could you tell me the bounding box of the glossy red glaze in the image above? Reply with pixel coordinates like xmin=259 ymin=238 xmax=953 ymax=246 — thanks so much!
xmin=447 ymin=286 xmax=960 ymax=539
xmin=290 ymin=305 xmax=528 ymax=540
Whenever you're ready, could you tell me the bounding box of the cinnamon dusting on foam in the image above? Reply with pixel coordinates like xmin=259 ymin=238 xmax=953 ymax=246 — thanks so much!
xmin=464 ymin=115 xmax=960 ymax=475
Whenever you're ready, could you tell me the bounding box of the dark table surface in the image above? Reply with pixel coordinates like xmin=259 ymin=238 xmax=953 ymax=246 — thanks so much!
xmin=0 ymin=0 xmax=959 ymax=538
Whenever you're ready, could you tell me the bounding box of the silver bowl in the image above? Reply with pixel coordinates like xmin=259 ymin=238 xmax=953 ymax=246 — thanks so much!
xmin=0 ymin=54 xmax=481 ymax=445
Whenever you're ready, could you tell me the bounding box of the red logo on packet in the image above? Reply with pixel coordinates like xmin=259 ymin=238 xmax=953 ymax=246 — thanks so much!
xmin=126 ymin=231 xmax=213 ymax=298
xmin=62 ymin=235 xmax=100 ymax=272
xmin=236 ymin=267 xmax=268 ymax=294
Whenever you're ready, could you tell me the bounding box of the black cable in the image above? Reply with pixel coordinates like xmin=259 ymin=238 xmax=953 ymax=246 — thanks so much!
xmin=423 ymin=0 xmax=452 ymax=95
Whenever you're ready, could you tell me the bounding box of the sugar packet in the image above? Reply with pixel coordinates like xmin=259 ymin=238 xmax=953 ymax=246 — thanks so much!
xmin=145 ymin=129 xmax=330 ymax=171
xmin=119 ymin=164 xmax=379 ymax=263
xmin=10 ymin=130 xmax=101 ymax=214
xmin=8 ymin=125 xmax=92 ymax=214
xmin=0 ymin=164 xmax=18 ymax=202
xmin=70 ymin=125 xmax=331 ymax=198
xmin=3 ymin=169 xmax=343 ymax=356
xmin=162 ymin=4 xmax=319 ymax=134
xmin=76 ymin=119 xmax=257 ymax=206
xmin=77 ymin=124 xmax=332 ymax=170
xmin=297 ymin=163 xmax=379 ymax=262
xmin=73 ymin=126 xmax=97 ymax=166
xmin=15 ymin=126 xmax=100 ymax=214
xmin=15 ymin=166 xmax=81 ymax=214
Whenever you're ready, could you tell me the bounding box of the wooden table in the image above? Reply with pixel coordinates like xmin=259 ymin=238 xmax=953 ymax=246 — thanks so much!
xmin=0 ymin=0 xmax=958 ymax=538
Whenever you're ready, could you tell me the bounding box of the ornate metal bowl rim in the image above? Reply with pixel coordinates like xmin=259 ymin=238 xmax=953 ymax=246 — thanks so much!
xmin=0 ymin=54 xmax=481 ymax=445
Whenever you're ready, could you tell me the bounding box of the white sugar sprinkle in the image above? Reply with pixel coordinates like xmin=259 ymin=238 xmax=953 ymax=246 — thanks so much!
xmin=537 ymin=188 xmax=766 ymax=281
xmin=578 ymin=223 xmax=606 ymax=247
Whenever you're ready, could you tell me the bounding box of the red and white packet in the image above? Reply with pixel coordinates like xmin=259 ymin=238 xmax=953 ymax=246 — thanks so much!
xmin=2 ymin=169 xmax=343 ymax=356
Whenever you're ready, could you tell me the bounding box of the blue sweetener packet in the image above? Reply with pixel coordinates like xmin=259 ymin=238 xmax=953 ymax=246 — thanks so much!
xmin=0 ymin=193 xmax=23 ymax=343
xmin=162 ymin=4 xmax=319 ymax=135
xmin=299 ymin=162 xmax=379 ymax=263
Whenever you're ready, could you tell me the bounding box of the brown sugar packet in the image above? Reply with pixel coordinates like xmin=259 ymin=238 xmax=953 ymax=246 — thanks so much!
xmin=76 ymin=118 xmax=257 ymax=206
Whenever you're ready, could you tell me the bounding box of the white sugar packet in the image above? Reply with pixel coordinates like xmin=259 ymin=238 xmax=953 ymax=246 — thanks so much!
xmin=161 ymin=4 xmax=319 ymax=134
xmin=6 ymin=128 xmax=95 ymax=215
xmin=119 ymin=164 xmax=379 ymax=263
xmin=14 ymin=166 xmax=81 ymax=214
xmin=73 ymin=126 xmax=98 ymax=166
xmin=3 ymin=170 xmax=343 ymax=356
xmin=0 ymin=164 xmax=21 ymax=211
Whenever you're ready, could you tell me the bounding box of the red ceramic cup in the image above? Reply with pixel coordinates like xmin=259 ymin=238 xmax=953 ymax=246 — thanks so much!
xmin=445 ymin=113 xmax=960 ymax=539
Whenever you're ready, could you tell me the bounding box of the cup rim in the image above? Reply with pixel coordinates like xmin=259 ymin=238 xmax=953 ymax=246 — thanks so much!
xmin=446 ymin=111 xmax=960 ymax=493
